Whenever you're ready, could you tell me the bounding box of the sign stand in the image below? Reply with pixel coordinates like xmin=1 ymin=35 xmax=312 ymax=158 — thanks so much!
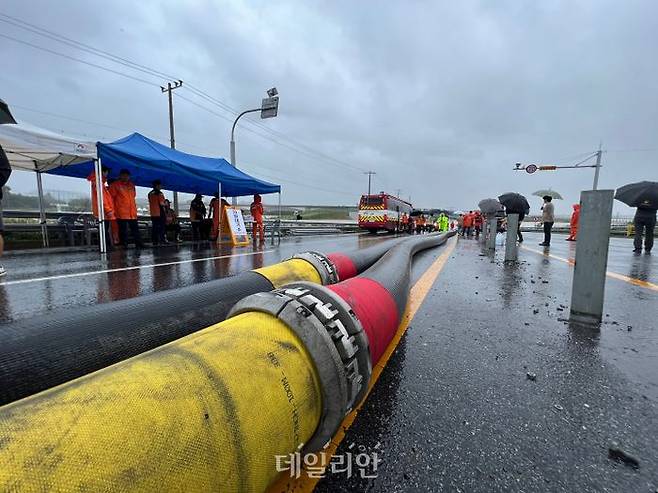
xmin=220 ymin=206 xmax=250 ymax=246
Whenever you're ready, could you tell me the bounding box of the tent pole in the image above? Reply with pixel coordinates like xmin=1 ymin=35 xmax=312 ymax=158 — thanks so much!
xmin=276 ymin=191 xmax=281 ymax=245
xmin=35 ymin=168 xmax=49 ymax=248
xmin=173 ymin=191 xmax=179 ymax=216
xmin=94 ymin=157 xmax=107 ymax=254
xmin=217 ymin=182 xmax=222 ymax=245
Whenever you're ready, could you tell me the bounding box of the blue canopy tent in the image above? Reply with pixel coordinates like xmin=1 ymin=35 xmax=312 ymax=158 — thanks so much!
xmin=49 ymin=132 xmax=280 ymax=196
xmin=48 ymin=133 xmax=281 ymax=252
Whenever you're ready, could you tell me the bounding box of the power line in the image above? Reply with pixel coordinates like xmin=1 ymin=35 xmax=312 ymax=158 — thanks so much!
xmin=15 ymin=105 xmax=358 ymax=198
xmin=0 ymin=33 xmax=160 ymax=87
xmin=0 ymin=13 xmax=367 ymax=175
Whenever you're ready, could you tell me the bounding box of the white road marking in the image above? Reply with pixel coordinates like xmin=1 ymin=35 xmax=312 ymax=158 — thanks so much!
xmin=1 ymin=250 xmax=275 ymax=286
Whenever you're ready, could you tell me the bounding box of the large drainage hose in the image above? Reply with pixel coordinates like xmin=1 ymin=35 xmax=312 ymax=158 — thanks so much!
xmin=0 ymin=233 xmax=452 ymax=492
xmin=0 ymin=237 xmax=406 ymax=406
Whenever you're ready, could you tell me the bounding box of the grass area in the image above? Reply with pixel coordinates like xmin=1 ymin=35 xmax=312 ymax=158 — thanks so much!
xmin=275 ymin=206 xmax=355 ymax=220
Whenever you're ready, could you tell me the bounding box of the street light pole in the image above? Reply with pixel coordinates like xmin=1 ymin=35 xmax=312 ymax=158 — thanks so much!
xmin=229 ymin=109 xmax=260 ymax=205
xmin=229 ymin=88 xmax=279 ymax=206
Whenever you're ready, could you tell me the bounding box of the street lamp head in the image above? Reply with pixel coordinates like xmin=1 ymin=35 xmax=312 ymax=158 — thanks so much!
xmin=267 ymin=87 xmax=278 ymax=97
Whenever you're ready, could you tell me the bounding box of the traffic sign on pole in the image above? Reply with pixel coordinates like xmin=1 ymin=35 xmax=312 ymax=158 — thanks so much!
xmin=261 ymin=96 xmax=279 ymax=119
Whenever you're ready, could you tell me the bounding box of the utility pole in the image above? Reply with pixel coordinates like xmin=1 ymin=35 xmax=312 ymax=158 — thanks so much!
xmin=161 ymin=80 xmax=183 ymax=213
xmin=364 ymin=171 xmax=376 ymax=195
xmin=592 ymin=142 xmax=602 ymax=191
xmin=395 ymin=188 xmax=402 ymax=198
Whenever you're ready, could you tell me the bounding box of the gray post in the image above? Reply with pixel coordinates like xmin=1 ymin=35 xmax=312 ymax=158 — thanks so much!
xmin=505 ymin=214 xmax=519 ymax=261
xmin=486 ymin=217 xmax=497 ymax=250
xmin=569 ymin=190 xmax=614 ymax=326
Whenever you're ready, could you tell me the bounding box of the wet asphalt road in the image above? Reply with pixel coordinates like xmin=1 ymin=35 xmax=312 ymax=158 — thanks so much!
xmin=1 ymin=231 xmax=656 ymax=492
xmin=317 ymin=232 xmax=658 ymax=492
xmin=0 ymin=234 xmax=394 ymax=323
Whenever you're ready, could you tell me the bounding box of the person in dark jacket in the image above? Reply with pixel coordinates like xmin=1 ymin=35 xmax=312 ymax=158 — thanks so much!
xmin=0 ymin=144 xmax=12 ymax=276
xmin=189 ymin=194 xmax=206 ymax=242
xmin=633 ymin=203 xmax=656 ymax=253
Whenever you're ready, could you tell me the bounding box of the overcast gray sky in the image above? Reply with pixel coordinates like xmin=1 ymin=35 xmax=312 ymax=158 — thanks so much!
xmin=1 ymin=0 xmax=656 ymax=214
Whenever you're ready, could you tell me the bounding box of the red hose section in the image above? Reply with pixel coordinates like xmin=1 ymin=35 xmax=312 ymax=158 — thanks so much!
xmin=326 ymin=253 xmax=358 ymax=281
xmin=328 ymin=278 xmax=399 ymax=365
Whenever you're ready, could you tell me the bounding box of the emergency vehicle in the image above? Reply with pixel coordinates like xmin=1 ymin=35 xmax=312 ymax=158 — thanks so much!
xmin=358 ymin=192 xmax=413 ymax=232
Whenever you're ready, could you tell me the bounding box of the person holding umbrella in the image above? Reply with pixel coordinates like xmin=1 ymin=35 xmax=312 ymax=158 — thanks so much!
xmin=615 ymin=181 xmax=658 ymax=253
xmin=539 ymin=195 xmax=555 ymax=246
xmin=498 ymin=193 xmax=530 ymax=243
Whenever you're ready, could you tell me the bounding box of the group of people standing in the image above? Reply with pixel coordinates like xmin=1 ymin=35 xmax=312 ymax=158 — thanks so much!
xmin=399 ymin=212 xmax=451 ymax=234
xmin=89 ymin=167 xmax=266 ymax=250
xmin=456 ymin=211 xmax=484 ymax=238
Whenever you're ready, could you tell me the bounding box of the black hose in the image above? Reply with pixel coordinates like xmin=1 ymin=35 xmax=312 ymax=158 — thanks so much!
xmin=0 ymin=237 xmax=406 ymax=405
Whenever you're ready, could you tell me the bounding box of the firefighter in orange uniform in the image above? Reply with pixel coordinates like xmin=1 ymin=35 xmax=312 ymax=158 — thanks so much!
xmin=401 ymin=212 xmax=409 ymax=234
xmin=250 ymin=194 xmax=265 ymax=243
xmin=87 ymin=166 xmax=116 ymax=250
xmin=566 ymin=204 xmax=580 ymax=241
xmin=109 ymin=169 xmax=143 ymax=248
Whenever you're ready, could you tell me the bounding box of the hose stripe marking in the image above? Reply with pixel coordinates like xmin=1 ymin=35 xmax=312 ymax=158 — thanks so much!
xmin=266 ymin=236 xmax=457 ymax=492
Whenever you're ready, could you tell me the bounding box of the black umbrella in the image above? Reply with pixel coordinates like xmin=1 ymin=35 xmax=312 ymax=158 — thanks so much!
xmin=615 ymin=181 xmax=658 ymax=209
xmin=478 ymin=198 xmax=503 ymax=214
xmin=498 ymin=192 xmax=530 ymax=215
xmin=0 ymin=99 xmax=17 ymax=124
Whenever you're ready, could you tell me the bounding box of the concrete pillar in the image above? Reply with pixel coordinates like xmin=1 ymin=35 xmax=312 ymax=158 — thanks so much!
xmin=486 ymin=217 xmax=497 ymax=250
xmin=505 ymin=214 xmax=519 ymax=262
xmin=569 ymin=190 xmax=614 ymax=326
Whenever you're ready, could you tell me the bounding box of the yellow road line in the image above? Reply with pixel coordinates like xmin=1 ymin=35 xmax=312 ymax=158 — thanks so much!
xmin=267 ymin=236 xmax=457 ymax=493
xmin=521 ymin=246 xmax=658 ymax=292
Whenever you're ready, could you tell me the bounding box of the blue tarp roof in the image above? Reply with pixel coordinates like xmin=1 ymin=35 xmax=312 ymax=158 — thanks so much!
xmin=48 ymin=132 xmax=280 ymax=196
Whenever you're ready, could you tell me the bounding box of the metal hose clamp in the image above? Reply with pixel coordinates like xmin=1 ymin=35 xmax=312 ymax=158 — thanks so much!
xmin=291 ymin=251 xmax=339 ymax=285
xmin=282 ymin=282 xmax=371 ymax=407
xmin=228 ymin=285 xmax=364 ymax=452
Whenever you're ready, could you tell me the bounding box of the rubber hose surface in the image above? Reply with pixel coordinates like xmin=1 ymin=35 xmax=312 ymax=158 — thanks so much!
xmin=0 ymin=271 xmax=272 ymax=406
xmin=0 ymin=312 xmax=322 ymax=493
xmin=329 ymin=232 xmax=454 ymax=364
xmin=327 ymin=236 xmax=407 ymax=280
xmin=0 ymin=241 xmax=402 ymax=406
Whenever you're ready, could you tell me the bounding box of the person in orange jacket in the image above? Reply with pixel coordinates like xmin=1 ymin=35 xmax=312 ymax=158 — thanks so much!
xmin=109 ymin=169 xmax=143 ymax=248
xmin=250 ymin=194 xmax=265 ymax=243
xmin=473 ymin=211 xmax=483 ymax=237
xmin=87 ymin=166 xmax=116 ymax=250
xmin=148 ymin=180 xmax=167 ymax=245
xmin=209 ymin=194 xmax=229 ymax=241
xmin=566 ymin=204 xmax=580 ymax=241
xmin=462 ymin=211 xmax=475 ymax=237
xmin=400 ymin=212 xmax=409 ymax=234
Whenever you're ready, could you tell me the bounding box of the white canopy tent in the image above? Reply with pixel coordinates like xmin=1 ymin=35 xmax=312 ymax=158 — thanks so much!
xmin=0 ymin=123 xmax=99 ymax=248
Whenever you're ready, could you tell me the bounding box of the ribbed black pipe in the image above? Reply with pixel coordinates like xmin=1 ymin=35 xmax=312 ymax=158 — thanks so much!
xmin=0 ymin=238 xmax=405 ymax=406
xmin=360 ymin=231 xmax=455 ymax=318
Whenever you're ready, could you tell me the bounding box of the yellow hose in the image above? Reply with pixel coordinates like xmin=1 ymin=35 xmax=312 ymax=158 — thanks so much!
xmin=254 ymin=259 xmax=322 ymax=288
xmin=0 ymin=312 xmax=322 ymax=493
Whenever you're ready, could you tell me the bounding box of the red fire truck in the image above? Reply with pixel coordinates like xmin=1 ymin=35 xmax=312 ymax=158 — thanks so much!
xmin=358 ymin=193 xmax=413 ymax=232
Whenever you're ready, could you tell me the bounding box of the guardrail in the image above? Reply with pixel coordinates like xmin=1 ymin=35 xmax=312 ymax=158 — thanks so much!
xmin=1 ymin=210 xmax=361 ymax=250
